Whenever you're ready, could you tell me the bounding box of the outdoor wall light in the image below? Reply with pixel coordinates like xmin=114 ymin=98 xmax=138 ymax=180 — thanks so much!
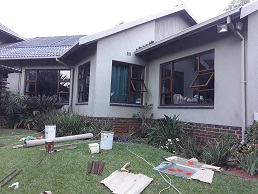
xmin=236 ymin=22 xmax=243 ymax=31
xmin=217 ymin=23 xmax=228 ymax=33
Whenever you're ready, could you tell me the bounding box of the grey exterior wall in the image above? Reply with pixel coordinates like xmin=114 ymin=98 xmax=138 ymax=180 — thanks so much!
xmin=155 ymin=14 xmax=191 ymax=42
xmin=147 ymin=35 xmax=242 ymax=127
xmin=72 ymin=13 xmax=194 ymax=118
xmin=246 ymin=10 xmax=258 ymax=126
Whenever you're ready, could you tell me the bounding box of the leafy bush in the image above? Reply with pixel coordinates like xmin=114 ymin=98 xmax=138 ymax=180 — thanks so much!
xmin=131 ymin=103 xmax=155 ymax=138
xmin=201 ymin=134 xmax=238 ymax=165
xmin=240 ymin=148 xmax=258 ymax=176
xmin=0 ymin=92 xmax=59 ymax=129
xmin=33 ymin=111 xmax=112 ymax=138
xmin=178 ymin=136 xmax=203 ymax=159
xmin=245 ymin=122 xmax=258 ymax=144
xmin=146 ymin=115 xmax=185 ymax=149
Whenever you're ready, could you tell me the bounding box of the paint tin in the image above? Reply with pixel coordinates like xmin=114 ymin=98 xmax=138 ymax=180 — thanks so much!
xmin=45 ymin=141 xmax=54 ymax=153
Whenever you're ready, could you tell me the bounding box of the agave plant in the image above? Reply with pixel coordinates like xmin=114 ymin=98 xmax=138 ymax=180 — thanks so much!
xmin=146 ymin=115 xmax=186 ymax=149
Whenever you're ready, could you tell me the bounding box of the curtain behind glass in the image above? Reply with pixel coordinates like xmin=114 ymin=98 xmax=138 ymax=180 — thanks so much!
xmin=110 ymin=65 xmax=129 ymax=103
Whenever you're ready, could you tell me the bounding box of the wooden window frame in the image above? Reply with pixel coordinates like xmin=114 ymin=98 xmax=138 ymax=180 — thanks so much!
xmin=160 ymin=50 xmax=214 ymax=106
xmin=78 ymin=62 xmax=90 ymax=103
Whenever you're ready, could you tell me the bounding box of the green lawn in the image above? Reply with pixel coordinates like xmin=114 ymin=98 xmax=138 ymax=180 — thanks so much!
xmin=0 ymin=129 xmax=258 ymax=194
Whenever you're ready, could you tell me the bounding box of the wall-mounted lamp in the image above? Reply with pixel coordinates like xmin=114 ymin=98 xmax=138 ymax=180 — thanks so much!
xmin=217 ymin=23 xmax=228 ymax=33
xmin=236 ymin=22 xmax=243 ymax=31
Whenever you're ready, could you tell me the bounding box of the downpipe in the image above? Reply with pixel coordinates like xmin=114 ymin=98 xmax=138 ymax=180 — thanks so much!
xmin=227 ymin=16 xmax=246 ymax=144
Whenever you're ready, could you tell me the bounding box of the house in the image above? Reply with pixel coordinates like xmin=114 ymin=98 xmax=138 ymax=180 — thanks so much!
xmin=1 ymin=2 xmax=258 ymax=142
xmin=0 ymin=4 xmax=198 ymax=135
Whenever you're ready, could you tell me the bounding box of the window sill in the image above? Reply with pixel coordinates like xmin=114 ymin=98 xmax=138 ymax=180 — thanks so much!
xmin=158 ymin=105 xmax=214 ymax=109
xmin=110 ymin=103 xmax=143 ymax=108
xmin=76 ymin=102 xmax=88 ymax=105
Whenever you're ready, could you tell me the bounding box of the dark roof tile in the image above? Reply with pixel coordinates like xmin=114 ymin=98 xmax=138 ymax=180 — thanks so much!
xmin=0 ymin=35 xmax=84 ymax=58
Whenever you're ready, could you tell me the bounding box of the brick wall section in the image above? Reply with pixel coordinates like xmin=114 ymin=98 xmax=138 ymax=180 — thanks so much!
xmin=87 ymin=117 xmax=242 ymax=142
xmin=182 ymin=122 xmax=242 ymax=143
xmin=88 ymin=117 xmax=141 ymax=137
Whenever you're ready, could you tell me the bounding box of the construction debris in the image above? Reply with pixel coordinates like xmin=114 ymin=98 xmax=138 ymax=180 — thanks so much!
xmin=154 ymin=156 xmax=221 ymax=184
xmin=25 ymin=133 xmax=93 ymax=147
xmin=87 ymin=161 xmax=105 ymax=175
xmin=0 ymin=169 xmax=22 ymax=188
xmin=101 ymin=170 xmax=153 ymax=194
xmin=8 ymin=182 xmax=19 ymax=189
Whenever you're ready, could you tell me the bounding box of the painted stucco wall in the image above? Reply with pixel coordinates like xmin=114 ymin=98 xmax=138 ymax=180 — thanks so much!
xmin=155 ymin=14 xmax=191 ymax=42
xmin=246 ymin=11 xmax=258 ymax=126
xmin=86 ymin=21 xmax=155 ymax=118
xmin=72 ymin=50 xmax=97 ymax=116
xmin=147 ymin=36 xmax=242 ymax=127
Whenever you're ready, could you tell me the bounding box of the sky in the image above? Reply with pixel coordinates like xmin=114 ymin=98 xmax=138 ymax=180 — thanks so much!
xmin=0 ymin=0 xmax=232 ymax=38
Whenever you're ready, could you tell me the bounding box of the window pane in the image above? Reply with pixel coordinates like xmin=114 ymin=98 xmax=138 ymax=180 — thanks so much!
xmin=190 ymin=73 xmax=213 ymax=88
xmin=25 ymin=82 xmax=35 ymax=93
xmin=26 ymin=70 xmax=36 ymax=80
xmin=161 ymin=79 xmax=171 ymax=93
xmin=161 ymin=94 xmax=172 ymax=105
xmin=77 ymin=63 xmax=90 ymax=102
xmin=60 ymin=70 xmax=70 ymax=81
xmin=38 ymin=70 xmax=58 ymax=96
xmin=199 ymin=52 xmax=214 ymax=71
xmin=131 ymin=80 xmax=147 ymax=92
xmin=161 ymin=64 xmax=171 ymax=78
xmin=173 ymin=59 xmax=195 ymax=98
xmin=132 ymin=65 xmax=144 ymax=79
xmin=59 ymin=82 xmax=70 ymax=92
xmin=110 ymin=64 xmax=129 ymax=103
xmin=199 ymin=90 xmax=214 ymax=104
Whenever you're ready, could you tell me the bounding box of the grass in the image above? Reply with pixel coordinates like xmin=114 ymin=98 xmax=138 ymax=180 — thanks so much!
xmin=0 ymin=129 xmax=258 ymax=194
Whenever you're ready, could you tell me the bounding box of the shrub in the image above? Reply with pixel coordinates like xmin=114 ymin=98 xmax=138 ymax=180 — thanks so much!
xmin=33 ymin=111 xmax=112 ymax=138
xmin=178 ymin=136 xmax=203 ymax=159
xmin=201 ymin=134 xmax=238 ymax=165
xmin=146 ymin=115 xmax=186 ymax=150
xmin=0 ymin=92 xmax=59 ymax=129
xmin=245 ymin=122 xmax=258 ymax=144
xmin=131 ymin=103 xmax=155 ymax=138
xmin=240 ymin=148 xmax=258 ymax=176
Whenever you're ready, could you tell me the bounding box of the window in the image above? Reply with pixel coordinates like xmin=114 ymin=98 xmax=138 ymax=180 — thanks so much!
xmin=160 ymin=51 xmax=214 ymax=106
xmin=25 ymin=69 xmax=70 ymax=103
xmin=110 ymin=61 xmax=147 ymax=104
xmin=78 ymin=62 xmax=90 ymax=103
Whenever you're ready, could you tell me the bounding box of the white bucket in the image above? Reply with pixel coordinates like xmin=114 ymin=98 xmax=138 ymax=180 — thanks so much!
xmin=88 ymin=143 xmax=99 ymax=154
xmin=100 ymin=131 xmax=114 ymax=150
xmin=45 ymin=125 xmax=56 ymax=139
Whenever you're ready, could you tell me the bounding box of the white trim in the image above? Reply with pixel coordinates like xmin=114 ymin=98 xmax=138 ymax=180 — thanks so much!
xmin=240 ymin=0 xmax=258 ymax=18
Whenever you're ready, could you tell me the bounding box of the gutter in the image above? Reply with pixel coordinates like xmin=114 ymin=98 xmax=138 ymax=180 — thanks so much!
xmin=55 ymin=58 xmax=74 ymax=112
xmin=227 ymin=16 xmax=246 ymax=144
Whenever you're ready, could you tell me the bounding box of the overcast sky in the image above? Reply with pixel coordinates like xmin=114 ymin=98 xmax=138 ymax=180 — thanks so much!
xmin=0 ymin=0 xmax=232 ymax=38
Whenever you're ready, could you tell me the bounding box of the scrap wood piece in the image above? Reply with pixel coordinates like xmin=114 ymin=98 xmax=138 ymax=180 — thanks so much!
xmin=87 ymin=161 xmax=94 ymax=175
xmin=93 ymin=161 xmax=99 ymax=174
xmin=0 ymin=169 xmax=17 ymax=183
xmin=1 ymin=169 xmax=22 ymax=188
xmin=165 ymin=156 xmax=222 ymax=171
xmin=97 ymin=161 xmax=105 ymax=175
xmin=101 ymin=170 xmax=153 ymax=194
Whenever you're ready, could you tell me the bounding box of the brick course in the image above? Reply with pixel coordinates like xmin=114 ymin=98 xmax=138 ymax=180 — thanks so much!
xmin=83 ymin=117 xmax=242 ymax=142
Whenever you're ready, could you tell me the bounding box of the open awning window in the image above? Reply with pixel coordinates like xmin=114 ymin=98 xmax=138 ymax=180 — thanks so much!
xmin=190 ymin=72 xmax=214 ymax=88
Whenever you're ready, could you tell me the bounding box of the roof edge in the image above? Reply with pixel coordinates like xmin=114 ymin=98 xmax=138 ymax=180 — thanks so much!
xmin=135 ymin=8 xmax=241 ymax=55
xmin=79 ymin=4 xmax=198 ymax=45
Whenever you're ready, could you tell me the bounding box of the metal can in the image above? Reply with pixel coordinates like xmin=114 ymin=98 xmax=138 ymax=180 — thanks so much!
xmin=45 ymin=141 xmax=54 ymax=153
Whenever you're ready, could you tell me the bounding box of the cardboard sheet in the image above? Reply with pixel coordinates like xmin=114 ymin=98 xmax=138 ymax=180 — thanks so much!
xmin=101 ymin=170 xmax=153 ymax=194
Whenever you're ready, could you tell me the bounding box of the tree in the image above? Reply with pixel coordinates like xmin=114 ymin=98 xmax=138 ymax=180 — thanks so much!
xmin=225 ymin=0 xmax=254 ymax=11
